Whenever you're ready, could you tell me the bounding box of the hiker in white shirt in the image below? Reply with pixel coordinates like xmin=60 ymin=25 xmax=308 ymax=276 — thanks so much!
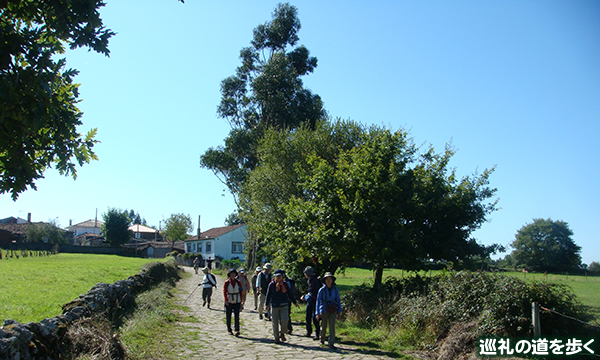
xmin=201 ymin=267 xmax=217 ymax=309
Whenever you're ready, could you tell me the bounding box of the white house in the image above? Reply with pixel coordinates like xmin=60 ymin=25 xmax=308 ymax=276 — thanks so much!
xmin=67 ymin=219 xmax=103 ymax=237
xmin=184 ymin=224 xmax=246 ymax=261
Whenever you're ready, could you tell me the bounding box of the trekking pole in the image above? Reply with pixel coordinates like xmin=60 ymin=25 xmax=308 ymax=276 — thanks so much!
xmin=184 ymin=284 xmax=200 ymax=303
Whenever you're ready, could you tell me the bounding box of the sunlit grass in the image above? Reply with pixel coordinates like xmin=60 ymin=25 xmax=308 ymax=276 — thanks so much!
xmin=0 ymin=253 xmax=164 ymax=323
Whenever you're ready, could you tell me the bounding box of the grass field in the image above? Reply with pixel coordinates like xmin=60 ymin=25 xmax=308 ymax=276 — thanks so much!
xmin=333 ymin=267 xmax=600 ymax=321
xmin=0 ymin=253 xmax=163 ymax=324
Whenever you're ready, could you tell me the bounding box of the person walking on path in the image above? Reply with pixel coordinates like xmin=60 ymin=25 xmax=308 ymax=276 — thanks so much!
xmin=265 ymin=269 xmax=299 ymax=344
xmin=238 ymin=268 xmax=251 ymax=310
xmin=193 ymin=257 xmax=200 ymax=274
xmin=316 ymin=272 xmax=342 ymax=349
xmin=251 ymin=267 xmax=261 ymax=310
xmin=283 ymin=270 xmax=297 ymax=334
xmin=257 ymin=263 xmax=273 ymax=320
xmin=201 ymin=267 xmax=217 ymax=309
xmin=303 ymin=266 xmax=322 ymax=340
xmin=223 ymin=268 xmax=244 ymax=336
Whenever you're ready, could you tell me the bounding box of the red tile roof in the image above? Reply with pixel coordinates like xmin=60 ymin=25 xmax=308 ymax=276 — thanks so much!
xmin=185 ymin=224 xmax=245 ymax=242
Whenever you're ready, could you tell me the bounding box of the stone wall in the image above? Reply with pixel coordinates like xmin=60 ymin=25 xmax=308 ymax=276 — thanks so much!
xmin=0 ymin=260 xmax=180 ymax=360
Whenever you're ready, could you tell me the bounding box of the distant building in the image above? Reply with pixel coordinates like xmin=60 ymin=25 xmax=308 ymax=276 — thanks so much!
xmin=184 ymin=224 xmax=247 ymax=261
xmin=0 ymin=216 xmax=29 ymax=224
xmin=66 ymin=219 xmax=103 ymax=237
xmin=128 ymin=224 xmax=160 ymax=241
xmin=124 ymin=240 xmax=185 ymax=258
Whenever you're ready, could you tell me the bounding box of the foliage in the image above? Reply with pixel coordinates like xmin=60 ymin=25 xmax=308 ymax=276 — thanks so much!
xmin=243 ymin=121 xmax=498 ymax=287
xmin=240 ymin=119 xmax=365 ymax=276
xmin=220 ymin=258 xmax=243 ymax=270
xmin=180 ymin=252 xmax=202 ymax=261
xmin=161 ymin=213 xmax=193 ymax=243
xmin=511 ymin=218 xmax=582 ymax=273
xmin=126 ymin=209 xmax=147 ymax=226
xmin=102 ymin=208 xmax=133 ymax=247
xmin=342 ymin=271 xmax=595 ymax=352
xmin=589 ymin=261 xmax=600 ymax=275
xmin=0 ymin=0 xmax=115 ymax=200
xmin=200 ymin=2 xmax=325 ymax=201
xmin=24 ymin=220 xmax=69 ymax=245
xmin=224 ymin=211 xmax=243 ymax=226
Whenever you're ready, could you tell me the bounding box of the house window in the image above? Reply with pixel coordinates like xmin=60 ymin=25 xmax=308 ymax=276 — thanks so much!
xmin=192 ymin=243 xmax=197 ymax=253
xmin=232 ymin=242 xmax=243 ymax=254
xmin=206 ymin=242 xmax=212 ymax=253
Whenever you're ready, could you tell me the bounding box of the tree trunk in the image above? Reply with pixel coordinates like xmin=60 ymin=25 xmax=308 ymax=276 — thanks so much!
xmin=373 ymin=265 xmax=384 ymax=289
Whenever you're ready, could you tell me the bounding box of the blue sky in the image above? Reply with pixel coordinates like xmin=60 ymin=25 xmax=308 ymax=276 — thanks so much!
xmin=2 ymin=1 xmax=599 ymax=265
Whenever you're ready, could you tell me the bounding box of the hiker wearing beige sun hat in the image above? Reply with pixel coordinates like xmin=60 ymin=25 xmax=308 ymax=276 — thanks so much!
xmin=257 ymin=263 xmax=273 ymax=320
xmin=315 ymin=272 xmax=342 ymax=349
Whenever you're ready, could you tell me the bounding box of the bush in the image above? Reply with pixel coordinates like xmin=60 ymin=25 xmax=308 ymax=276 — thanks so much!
xmin=180 ymin=252 xmax=202 ymax=261
xmin=342 ymin=270 xmax=596 ymax=351
xmin=221 ymin=258 xmax=243 ymax=270
xmin=165 ymin=251 xmax=179 ymax=258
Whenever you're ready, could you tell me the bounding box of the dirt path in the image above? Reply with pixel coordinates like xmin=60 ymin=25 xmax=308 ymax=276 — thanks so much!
xmin=171 ymin=266 xmax=396 ymax=360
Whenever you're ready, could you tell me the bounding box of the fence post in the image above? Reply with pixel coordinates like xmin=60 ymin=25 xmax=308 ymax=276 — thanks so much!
xmin=532 ymin=302 xmax=541 ymax=337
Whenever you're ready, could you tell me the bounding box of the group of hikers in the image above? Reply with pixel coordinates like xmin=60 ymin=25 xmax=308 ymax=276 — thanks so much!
xmin=194 ymin=260 xmax=342 ymax=349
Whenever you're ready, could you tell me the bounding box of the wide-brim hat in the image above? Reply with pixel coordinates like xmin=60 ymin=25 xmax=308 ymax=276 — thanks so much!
xmin=255 ymin=267 xmax=262 ymax=272
xmin=227 ymin=268 xmax=238 ymax=277
xmin=201 ymin=267 xmax=209 ymax=273
xmin=322 ymin=272 xmax=336 ymax=281
xmin=303 ymin=266 xmax=315 ymax=276
xmin=263 ymin=263 xmax=272 ymax=270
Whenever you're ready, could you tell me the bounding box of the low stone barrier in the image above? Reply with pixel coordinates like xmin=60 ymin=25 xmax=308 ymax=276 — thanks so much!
xmin=0 ymin=260 xmax=180 ymax=359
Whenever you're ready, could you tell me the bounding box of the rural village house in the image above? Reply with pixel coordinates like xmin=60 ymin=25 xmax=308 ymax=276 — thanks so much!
xmin=128 ymin=224 xmax=160 ymax=241
xmin=124 ymin=240 xmax=185 ymax=258
xmin=184 ymin=224 xmax=247 ymax=261
xmin=66 ymin=219 xmax=103 ymax=237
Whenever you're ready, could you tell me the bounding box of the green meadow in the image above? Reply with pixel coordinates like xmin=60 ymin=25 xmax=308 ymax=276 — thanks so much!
xmin=0 ymin=253 xmax=162 ymax=324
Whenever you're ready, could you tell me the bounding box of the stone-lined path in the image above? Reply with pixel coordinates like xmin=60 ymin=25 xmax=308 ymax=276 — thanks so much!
xmin=171 ymin=266 xmax=397 ymax=360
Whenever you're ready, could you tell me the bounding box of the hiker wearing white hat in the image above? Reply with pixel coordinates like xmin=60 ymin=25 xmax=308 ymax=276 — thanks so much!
xmin=256 ymin=263 xmax=273 ymax=320
xmin=200 ymin=267 xmax=217 ymax=309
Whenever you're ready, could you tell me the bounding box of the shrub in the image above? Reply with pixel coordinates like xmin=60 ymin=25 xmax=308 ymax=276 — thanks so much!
xmin=221 ymin=258 xmax=243 ymax=270
xmin=165 ymin=251 xmax=179 ymax=258
xmin=342 ymin=270 xmax=595 ymax=351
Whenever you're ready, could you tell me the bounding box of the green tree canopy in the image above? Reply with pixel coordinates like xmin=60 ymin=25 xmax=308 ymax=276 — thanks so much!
xmin=162 ymin=213 xmax=193 ymax=245
xmin=25 ymin=220 xmax=69 ymax=245
xmin=200 ymin=2 xmax=325 ymax=201
xmin=242 ymin=120 xmax=498 ymax=286
xmin=511 ymin=218 xmax=582 ymax=273
xmin=588 ymin=261 xmax=600 ymax=275
xmin=239 ymin=119 xmax=365 ymax=271
xmin=1 ymin=0 xmax=116 ymax=200
xmin=102 ymin=208 xmax=133 ymax=247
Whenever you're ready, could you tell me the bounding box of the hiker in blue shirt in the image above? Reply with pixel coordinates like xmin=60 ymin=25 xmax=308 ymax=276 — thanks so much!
xmin=315 ymin=272 xmax=342 ymax=349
